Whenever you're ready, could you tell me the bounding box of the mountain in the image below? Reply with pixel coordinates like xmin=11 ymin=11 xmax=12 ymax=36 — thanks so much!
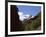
xmin=22 ymin=12 xmax=41 ymax=31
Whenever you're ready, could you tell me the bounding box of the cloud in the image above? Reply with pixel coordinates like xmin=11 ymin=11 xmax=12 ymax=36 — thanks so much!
xmin=31 ymin=16 xmax=34 ymax=18
xmin=18 ymin=12 xmax=30 ymax=21
xmin=23 ymin=14 xmax=30 ymax=20
xmin=18 ymin=12 xmax=23 ymax=16
xmin=18 ymin=12 xmax=24 ymax=21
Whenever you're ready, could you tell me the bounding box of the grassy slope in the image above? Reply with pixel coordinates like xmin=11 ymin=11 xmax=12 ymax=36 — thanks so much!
xmin=23 ymin=12 xmax=41 ymax=31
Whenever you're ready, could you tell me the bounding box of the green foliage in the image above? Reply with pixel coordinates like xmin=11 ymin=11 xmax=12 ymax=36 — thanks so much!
xmin=22 ymin=12 xmax=41 ymax=31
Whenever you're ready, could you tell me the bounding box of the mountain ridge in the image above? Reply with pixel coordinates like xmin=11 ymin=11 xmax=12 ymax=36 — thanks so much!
xmin=22 ymin=12 xmax=41 ymax=31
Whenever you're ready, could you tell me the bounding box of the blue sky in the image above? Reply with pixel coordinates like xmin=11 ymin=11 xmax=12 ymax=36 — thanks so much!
xmin=17 ymin=5 xmax=41 ymax=16
xmin=17 ymin=5 xmax=41 ymax=21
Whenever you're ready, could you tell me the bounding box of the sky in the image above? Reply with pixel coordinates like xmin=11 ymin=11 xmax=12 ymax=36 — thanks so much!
xmin=17 ymin=5 xmax=41 ymax=21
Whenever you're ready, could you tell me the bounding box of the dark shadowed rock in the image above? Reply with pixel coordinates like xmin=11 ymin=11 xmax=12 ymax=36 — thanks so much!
xmin=10 ymin=5 xmax=23 ymax=31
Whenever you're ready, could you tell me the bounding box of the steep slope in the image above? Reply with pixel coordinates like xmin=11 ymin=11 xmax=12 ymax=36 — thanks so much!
xmin=23 ymin=12 xmax=41 ymax=31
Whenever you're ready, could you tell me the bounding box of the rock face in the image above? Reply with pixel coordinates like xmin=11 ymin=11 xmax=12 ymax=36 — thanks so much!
xmin=10 ymin=5 xmax=23 ymax=31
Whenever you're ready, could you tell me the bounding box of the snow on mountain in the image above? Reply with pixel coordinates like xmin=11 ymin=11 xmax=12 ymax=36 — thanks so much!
xmin=18 ymin=11 xmax=35 ymax=21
